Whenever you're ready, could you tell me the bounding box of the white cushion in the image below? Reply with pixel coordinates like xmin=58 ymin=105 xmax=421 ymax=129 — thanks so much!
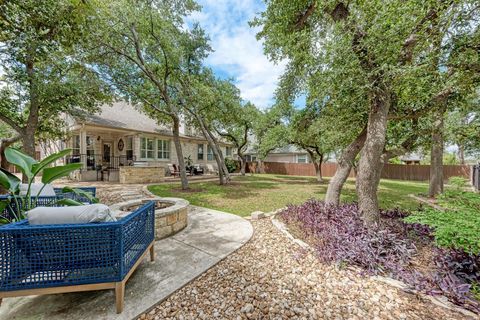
xmin=19 ymin=183 xmax=56 ymax=197
xmin=26 ymin=204 xmax=117 ymax=225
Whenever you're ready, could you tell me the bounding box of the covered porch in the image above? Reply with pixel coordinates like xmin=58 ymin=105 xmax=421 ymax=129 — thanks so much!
xmin=66 ymin=125 xmax=165 ymax=183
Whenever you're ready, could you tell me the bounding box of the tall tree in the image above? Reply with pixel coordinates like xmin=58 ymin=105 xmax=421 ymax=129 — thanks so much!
xmin=255 ymin=0 xmax=479 ymax=225
xmin=90 ymin=0 xmax=206 ymax=190
xmin=215 ymin=102 xmax=259 ymax=176
xmin=0 ymin=0 xmax=111 ymax=162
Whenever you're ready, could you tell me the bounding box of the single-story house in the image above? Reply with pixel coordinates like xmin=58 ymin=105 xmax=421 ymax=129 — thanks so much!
xmin=245 ymin=145 xmax=310 ymax=164
xmin=400 ymin=153 xmax=423 ymax=165
xmin=55 ymin=101 xmax=234 ymax=182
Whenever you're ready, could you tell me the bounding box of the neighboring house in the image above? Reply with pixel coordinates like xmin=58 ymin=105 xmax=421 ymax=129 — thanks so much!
xmin=400 ymin=153 xmax=423 ymax=165
xmin=53 ymin=101 xmax=234 ymax=182
xmin=245 ymin=145 xmax=310 ymax=164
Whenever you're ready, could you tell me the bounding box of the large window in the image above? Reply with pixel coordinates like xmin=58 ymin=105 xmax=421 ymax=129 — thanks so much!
xmin=197 ymin=144 xmax=204 ymax=160
xmin=297 ymin=154 xmax=308 ymax=163
xmin=126 ymin=136 xmax=134 ymax=160
xmin=72 ymin=135 xmax=80 ymax=155
xmin=157 ymin=139 xmax=170 ymax=160
xmin=225 ymin=146 xmax=232 ymax=157
xmin=207 ymin=145 xmax=214 ymax=161
xmin=140 ymin=137 xmax=155 ymax=159
xmin=86 ymin=136 xmax=95 ymax=168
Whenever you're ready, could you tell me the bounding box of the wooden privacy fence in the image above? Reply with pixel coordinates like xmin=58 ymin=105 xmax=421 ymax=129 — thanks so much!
xmin=246 ymin=162 xmax=471 ymax=181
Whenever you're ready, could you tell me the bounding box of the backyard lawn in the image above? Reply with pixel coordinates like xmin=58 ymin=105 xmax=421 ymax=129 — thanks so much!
xmin=148 ymin=174 xmax=431 ymax=216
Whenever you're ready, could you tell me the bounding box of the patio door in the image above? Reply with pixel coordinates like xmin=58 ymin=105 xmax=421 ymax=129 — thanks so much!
xmin=103 ymin=142 xmax=112 ymax=166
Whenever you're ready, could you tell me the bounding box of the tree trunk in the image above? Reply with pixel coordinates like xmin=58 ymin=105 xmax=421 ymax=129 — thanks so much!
xmin=356 ymin=91 xmax=390 ymax=225
xmin=306 ymin=149 xmax=323 ymax=183
xmin=206 ymin=129 xmax=230 ymax=183
xmin=195 ymin=115 xmax=227 ymax=185
xmin=429 ymin=111 xmax=444 ymax=197
xmin=172 ymin=117 xmax=189 ymax=190
xmin=238 ymin=152 xmax=246 ymax=176
xmin=458 ymin=144 xmax=465 ymax=165
xmin=0 ymin=136 xmax=22 ymax=169
xmin=326 ymin=127 xmax=367 ymax=205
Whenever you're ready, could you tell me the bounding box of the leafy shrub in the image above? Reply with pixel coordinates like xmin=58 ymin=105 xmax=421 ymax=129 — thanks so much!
xmin=224 ymin=158 xmax=238 ymax=173
xmin=449 ymin=176 xmax=468 ymax=191
xmin=405 ymin=204 xmax=480 ymax=255
xmin=279 ymin=200 xmax=480 ymax=312
xmin=279 ymin=200 xmax=418 ymax=274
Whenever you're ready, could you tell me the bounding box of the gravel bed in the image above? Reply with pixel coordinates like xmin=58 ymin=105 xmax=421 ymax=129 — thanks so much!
xmin=139 ymin=219 xmax=472 ymax=320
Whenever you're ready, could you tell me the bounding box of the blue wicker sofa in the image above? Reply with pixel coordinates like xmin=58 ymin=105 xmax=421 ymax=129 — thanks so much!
xmin=0 ymin=199 xmax=155 ymax=314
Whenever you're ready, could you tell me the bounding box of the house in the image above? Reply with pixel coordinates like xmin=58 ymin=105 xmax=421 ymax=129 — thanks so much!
xmin=400 ymin=153 xmax=423 ymax=165
xmin=57 ymin=101 xmax=234 ymax=182
xmin=245 ymin=145 xmax=310 ymax=164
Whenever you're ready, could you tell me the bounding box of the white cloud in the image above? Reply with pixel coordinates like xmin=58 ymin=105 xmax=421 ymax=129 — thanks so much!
xmin=189 ymin=0 xmax=286 ymax=108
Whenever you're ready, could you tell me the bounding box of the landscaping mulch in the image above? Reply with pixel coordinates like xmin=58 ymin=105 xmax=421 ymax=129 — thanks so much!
xmin=139 ymin=219 xmax=471 ymax=320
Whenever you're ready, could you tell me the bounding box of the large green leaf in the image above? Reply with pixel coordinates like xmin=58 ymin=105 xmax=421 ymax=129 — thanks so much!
xmin=5 ymin=148 xmax=37 ymax=180
xmin=0 ymin=168 xmax=21 ymax=193
xmin=61 ymin=186 xmax=99 ymax=203
xmin=0 ymin=200 xmax=9 ymax=213
xmin=32 ymin=149 xmax=73 ymax=176
xmin=41 ymin=163 xmax=83 ymax=184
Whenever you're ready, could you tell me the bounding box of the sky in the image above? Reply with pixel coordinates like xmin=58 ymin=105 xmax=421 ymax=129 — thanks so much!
xmin=189 ymin=0 xmax=287 ymax=109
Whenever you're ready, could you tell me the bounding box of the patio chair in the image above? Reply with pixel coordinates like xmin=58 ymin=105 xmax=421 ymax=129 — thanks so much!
xmin=167 ymin=164 xmax=180 ymax=178
xmin=193 ymin=164 xmax=204 ymax=175
xmin=206 ymin=164 xmax=218 ymax=175
xmin=0 ymin=200 xmax=155 ymax=314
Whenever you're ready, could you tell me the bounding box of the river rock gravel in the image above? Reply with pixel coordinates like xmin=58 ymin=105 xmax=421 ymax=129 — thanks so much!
xmin=138 ymin=219 xmax=474 ymax=320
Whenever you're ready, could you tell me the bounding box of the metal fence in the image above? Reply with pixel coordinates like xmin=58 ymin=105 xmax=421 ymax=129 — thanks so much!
xmin=65 ymin=154 xmax=135 ymax=171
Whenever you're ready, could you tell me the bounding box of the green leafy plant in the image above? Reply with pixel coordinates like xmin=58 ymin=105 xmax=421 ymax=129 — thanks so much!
xmin=224 ymin=158 xmax=238 ymax=173
xmin=184 ymin=155 xmax=193 ymax=167
xmin=0 ymin=148 xmax=84 ymax=224
xmin=449 ymin=176 xmax=468 ymax=191
xmin=406 ymin=189 xmax=480 ymax=254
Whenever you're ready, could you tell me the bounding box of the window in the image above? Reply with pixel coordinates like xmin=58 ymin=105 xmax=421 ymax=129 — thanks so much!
xmin=297 ymin=154 xmax=308 ymax=163
xmin=86 ymin=136 xmax=95 ymax=168
xmin=207 ymin=145 xmax=214 ymax=161
xmin=157 ymin=139 xmax=170 ymax=159
xmin=140 ymin=137 xmax=155 ymax=159
xmin=72 ymin=135 xmax=80 ymax=155
xmin=126 ymin=136 xmax=134 ymax=160
xmin=197 ymin=144 xmax=204 ymax=160
xmin=225 ymin=146 xmax=232 ymax=157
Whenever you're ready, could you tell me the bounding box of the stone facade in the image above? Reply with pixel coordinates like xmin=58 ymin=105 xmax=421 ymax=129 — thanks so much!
xmin=155 ymin=198 xmax=189 ymax=240
xmin=110 ymin=197 xmax=189 ymax=240
xmin=119 ymin=166 xmax=165 ymax=184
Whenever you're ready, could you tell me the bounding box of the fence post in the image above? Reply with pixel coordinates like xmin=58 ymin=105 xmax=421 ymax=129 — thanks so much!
xmin=472 ymin=164 xmax=480 ymax=192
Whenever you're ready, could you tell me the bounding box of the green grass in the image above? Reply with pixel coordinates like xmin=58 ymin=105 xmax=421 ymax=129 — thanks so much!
xmin=148 ymin=174 xmax=429 ymax=217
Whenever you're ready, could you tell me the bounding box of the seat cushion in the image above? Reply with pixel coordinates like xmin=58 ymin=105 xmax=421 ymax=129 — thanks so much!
xmin=26 ymin=204 xmax=117 ymax=225
xmin=19 ymin=183 xmax=56 ymax=197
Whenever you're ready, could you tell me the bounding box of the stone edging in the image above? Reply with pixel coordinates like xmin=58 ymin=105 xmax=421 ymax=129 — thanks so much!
xmin=269 ymin=212 xmax=477 ymax=319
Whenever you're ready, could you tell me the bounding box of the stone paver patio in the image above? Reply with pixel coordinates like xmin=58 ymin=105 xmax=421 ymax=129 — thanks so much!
xmin=0 ymin=205 xmax=253 ymax=320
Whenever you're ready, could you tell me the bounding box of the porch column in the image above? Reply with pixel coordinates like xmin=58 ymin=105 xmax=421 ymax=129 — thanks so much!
xmin=79 ymin=129 xmax=87 ymax=169
xmin=133 ymin=135 xmax=141 ymax=163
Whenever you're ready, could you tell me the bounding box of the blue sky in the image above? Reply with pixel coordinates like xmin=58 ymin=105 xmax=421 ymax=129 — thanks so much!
xmin=189 ymin=0 xmax=287 ymax=109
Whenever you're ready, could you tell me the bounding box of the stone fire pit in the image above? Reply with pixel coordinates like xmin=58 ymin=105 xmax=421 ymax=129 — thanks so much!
xmin=110 ymin=197 xmax=189 ymax=240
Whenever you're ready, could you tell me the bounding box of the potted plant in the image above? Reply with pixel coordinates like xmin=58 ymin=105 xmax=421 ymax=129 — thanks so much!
xmin=0 ymin=148 xmax=96 ymax=224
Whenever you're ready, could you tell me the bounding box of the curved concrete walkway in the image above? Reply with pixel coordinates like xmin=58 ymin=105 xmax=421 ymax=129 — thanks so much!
xmin=0 ymin=206 xmax=253 ymax=320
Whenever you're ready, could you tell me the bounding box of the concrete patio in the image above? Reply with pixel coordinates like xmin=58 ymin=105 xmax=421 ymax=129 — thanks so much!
xmin=0 ymin=206 xmax=253 ymax=320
